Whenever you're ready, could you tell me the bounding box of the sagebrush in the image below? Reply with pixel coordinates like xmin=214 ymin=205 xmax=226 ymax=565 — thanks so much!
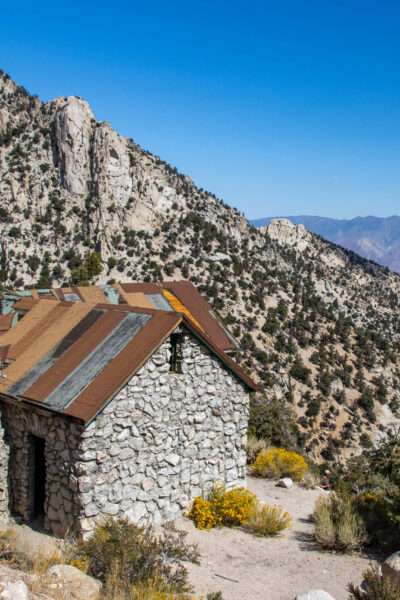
xmin=73 ymin=518 xmax=199 ymax=598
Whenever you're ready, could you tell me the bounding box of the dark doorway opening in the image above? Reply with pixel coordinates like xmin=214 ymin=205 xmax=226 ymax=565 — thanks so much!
xmin=30 ymin=435 xmax=46 ymax=519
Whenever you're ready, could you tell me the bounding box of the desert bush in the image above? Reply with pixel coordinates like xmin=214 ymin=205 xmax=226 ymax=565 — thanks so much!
xmin=244 ymin=504 xmax=292 ymax=537
xmin=332 ymin=426 xmax=400 ymax=552
xmin=73 ymin=518 xmax=199 ymax=597
xmin=188 ymin=485 xmax=257 ymax=530
xmin=246 ymin=435 xmax=267 ymax=464
xmin=313 ymin=494 xmax=367 ymax=552
xmin=248 ymin=396 xmax=303 ymax=450
xmin=188 ymin=496 xmax=218 ymax=530
xmin=348 ymin=565 xmax=400 ymax=600
xmin=208 ymin=486 xmax=258 ymax=526
xmin=251 ymin=447 xmax=308 ymax=481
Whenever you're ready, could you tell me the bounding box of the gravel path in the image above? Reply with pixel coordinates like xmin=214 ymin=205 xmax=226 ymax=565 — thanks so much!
xmin=177 ymin=478 xmax=373 ymax=600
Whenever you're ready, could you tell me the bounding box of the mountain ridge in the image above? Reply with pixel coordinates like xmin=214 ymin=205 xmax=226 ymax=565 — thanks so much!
xmin=252 ymin=215 xmax=400 ymax=273
xmin=1 ymin=69 xmax=400 ymax=461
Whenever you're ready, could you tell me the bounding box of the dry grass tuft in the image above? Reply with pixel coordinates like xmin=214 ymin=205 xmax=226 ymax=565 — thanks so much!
xmin=244 ymin=504 xmax=292 ymax=537
xmin=313 ymin=494 xmax=367 ymax=552
xmin=246 ymin=436 xmax=268 ymax=464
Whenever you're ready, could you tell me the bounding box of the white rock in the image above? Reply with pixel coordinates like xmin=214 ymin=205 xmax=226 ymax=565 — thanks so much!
xmin=382 ymin=550 xmax=400 ymax=585
xmin=0 ymin=580 xmax=29 ymax=600
xmin=277 ymin=477 xmax=293 ymax=489
xmin=126 ymin=501 xmax=147 ymax=523
xmin=265 ymin=218 xmax=312 ymax=252
xmin=295 ymin=592 xmax=336 ymax=600
xmin=54 ymin=96 xmax=94 ymax=196
xmin=47 ymin=564 xmax=102 ymax=600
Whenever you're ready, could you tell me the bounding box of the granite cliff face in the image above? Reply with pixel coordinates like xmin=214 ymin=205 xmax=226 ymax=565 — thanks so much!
xmin=0 ymin=73 xmax=246 ymax=279
xmin=1 ymin=70 xmax=400 ymax=461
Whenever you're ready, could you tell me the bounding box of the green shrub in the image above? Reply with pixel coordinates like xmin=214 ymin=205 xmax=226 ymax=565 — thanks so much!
xmin=333 ymin=427 xmax=400 ymax=552
xmin=248 ymin=396 xmax=303 ymax=450
xmin=348 ymin=566 xmax=400 ymax=600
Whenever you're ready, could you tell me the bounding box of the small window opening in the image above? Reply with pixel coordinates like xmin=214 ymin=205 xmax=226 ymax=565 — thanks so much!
xmin=170 ymin=333 xmax=183 ymax=373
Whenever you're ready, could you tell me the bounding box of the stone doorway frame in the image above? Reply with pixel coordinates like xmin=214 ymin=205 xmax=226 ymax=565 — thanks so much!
xmin=28 ymin=433 xmax=47 ymax=522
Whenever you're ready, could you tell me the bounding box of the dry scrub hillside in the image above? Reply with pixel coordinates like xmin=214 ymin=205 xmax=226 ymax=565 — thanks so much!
xmin=1 ymin=70 xmax=400 ymax=460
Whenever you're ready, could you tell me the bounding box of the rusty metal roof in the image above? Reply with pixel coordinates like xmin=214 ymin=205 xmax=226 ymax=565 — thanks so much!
xmin=0 ymin=300 xmax=256 ymax=423
xmin=119 ymin=281 xmax=237 ymax=351
xmin=0 ymin=313 xmax=14 ymax=334
xmin=2 ymin=281 xmax=237 ymax=352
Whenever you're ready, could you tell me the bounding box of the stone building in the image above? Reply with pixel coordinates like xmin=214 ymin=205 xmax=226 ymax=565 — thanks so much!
xmin=0 ymin=284 xmax=256 ymax=537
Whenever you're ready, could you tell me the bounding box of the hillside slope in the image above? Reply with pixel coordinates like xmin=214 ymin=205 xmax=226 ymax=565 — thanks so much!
xmin=253 ymin=215 xmax=400 ymax=273
xmin=1 ymin=70 xmax=400 ymax=461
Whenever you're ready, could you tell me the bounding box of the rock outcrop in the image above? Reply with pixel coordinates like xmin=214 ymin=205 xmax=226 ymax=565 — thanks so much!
xmin=264 ymin=218 xmax=312 ymax=252
xmin=47 ymin=565 xmax=102 ymax=600
xmin=54 ymin=97 xmax=94 ymax=196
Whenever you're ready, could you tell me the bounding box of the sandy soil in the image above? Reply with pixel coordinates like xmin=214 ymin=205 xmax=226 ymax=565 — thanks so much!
xmin=177 ymin=478 xmax=373 ymax=600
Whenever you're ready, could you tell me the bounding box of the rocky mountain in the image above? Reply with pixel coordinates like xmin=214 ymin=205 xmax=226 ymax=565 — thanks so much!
xmin=1 ymin=70 xmax=400 ymax=462
xmin=253 ymin=215 xmax=400 ymax=273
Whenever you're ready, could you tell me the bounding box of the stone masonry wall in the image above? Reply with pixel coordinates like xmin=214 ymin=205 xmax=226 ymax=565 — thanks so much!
xmin=0 ymin=413 xmax=9 ymax=521
xmin=1 ymin=404 xmax=84 ymax=537
xmin=77 ymin=329 xmax=249 ymax=535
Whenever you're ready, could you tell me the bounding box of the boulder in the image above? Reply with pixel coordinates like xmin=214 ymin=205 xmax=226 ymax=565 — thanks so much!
xmin=0 ymin=580 xmax=29 ymax=600
xmin=277 ymin=477 xmax=293 ymax=489
xmin=295 ymin=591 xmax=336 ymax=600
xmin=382 ymin=551 xmax=400 ymax=585
xmin=47 ymin=564 xmax=102 ymax=600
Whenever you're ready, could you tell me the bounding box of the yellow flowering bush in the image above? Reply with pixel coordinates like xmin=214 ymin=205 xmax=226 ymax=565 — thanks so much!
xmin=251 ymin=447 xmax=308 ymax=481
xmin=188 ymin=485 xmax=257 ymax=529
xmin=209 ymin=485 xmax=258 ymax=526
xmin=188 ymin=496 xmax=218 ymax=530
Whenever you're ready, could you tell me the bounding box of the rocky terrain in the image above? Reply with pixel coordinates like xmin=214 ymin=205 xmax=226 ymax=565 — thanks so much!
xmin=253 ymin=215 xmax=400 ymax=273
xmin=1 ymin=70 xmax=400 ymax=461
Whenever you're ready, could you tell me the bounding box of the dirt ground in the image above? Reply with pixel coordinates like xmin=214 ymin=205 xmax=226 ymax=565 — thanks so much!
xmin=177 ymin=478 xmax=373 ymax=600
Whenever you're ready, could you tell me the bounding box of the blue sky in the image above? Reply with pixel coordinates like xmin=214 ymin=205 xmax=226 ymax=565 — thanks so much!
xmin=1 ymin=1 xmax=399 ymax=219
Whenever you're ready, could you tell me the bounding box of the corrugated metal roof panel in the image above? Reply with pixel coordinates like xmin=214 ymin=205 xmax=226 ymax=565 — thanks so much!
xmin=64 ymin=311 xmax=180 ymax=421
xmin=147 ymin=293 xmax=173 ymax=312
xmin=122 ymin=292 xmax=154 ymax=309
xmin=119 ymin=282 xmax=162 ymax=294
xmin=11 ymin=308 xmax=106 ymax=398
xmin=77 ymin=286 xmax=109 ymax=304
xmin=63 ymin=293 xmax=81 ymax=303
xmin=0 ymin=303 xmax=93 ymax=394
xmin=164 ymin=281 xmax=237 ymax=351
xmin=45 ymin=312 xmax=151 ymax=411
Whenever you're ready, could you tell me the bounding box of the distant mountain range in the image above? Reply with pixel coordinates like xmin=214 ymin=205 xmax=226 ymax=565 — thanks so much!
xmin=252 ymin=215 xmax=400 ymax=273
